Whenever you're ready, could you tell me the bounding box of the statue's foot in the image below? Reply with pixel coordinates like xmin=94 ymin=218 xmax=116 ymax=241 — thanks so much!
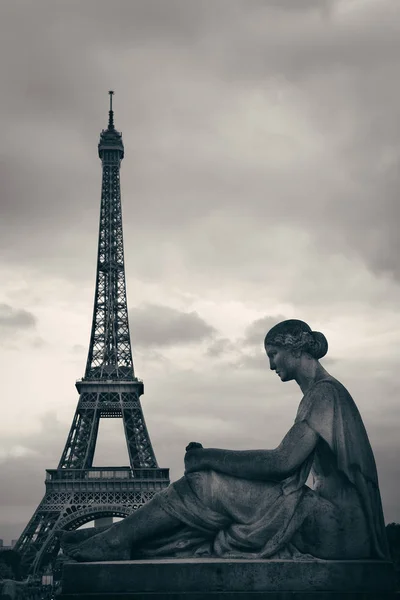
xmin=61 ymin=528 xmax=131 ymax=562
xmin=59 ymin=528 xmax=106 ymax=559
xmin=59 ymin=526 xmax=109 ymax=547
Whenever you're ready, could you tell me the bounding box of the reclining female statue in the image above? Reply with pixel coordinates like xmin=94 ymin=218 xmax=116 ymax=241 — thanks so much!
xmin=61 ymin=319 xmax=389 ymax=562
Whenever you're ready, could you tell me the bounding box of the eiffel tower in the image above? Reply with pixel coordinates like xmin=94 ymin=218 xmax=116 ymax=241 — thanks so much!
xmin=15 ymin=92 xmax=170 ymax=575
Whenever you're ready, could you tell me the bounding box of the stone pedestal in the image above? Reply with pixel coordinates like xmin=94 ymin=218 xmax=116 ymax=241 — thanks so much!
xmin=59 ymin=558 xmax=397 ymax=599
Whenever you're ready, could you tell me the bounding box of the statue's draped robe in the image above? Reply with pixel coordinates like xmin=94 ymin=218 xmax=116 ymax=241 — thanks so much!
xmin=136 ymin=377 xmax=389 ymax=560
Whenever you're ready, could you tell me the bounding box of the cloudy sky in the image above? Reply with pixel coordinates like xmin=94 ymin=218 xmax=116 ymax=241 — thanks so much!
xmin=1 ymin=0 xmax=399 ymax=545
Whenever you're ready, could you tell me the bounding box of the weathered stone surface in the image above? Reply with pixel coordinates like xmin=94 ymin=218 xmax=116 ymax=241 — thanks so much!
xmin=60 ymin=558 xmax=397 ymax=599
xmin=59 ymin=594 xmax=399 ymax=600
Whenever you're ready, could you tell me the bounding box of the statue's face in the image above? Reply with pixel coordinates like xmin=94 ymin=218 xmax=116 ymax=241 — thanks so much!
xmin=265 ymin=344 xmax=299 ymax=382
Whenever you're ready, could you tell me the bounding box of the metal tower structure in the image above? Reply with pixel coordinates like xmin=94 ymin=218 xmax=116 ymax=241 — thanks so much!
xmin=15 ymin=92 xmax=170 ymax=575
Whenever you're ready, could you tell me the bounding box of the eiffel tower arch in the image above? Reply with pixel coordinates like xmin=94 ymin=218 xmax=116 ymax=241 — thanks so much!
xmin=14 ymin=92 xmax=170 ymax=575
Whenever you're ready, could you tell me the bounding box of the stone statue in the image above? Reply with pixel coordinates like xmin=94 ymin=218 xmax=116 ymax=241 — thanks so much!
xmin=61 ymin=319 xmax=389 ymax=562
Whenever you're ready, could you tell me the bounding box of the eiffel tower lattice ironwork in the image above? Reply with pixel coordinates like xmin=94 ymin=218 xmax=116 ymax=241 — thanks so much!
xmin=15 ymin=92 xmax=170 ymax=575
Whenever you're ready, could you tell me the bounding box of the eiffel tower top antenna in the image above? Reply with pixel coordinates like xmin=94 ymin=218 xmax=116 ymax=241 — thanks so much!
xmin=108 ymin=90 xmax=114 ymax=129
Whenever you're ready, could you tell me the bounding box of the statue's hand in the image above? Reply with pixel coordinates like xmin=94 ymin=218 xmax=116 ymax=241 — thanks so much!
xmin=184 ymin=443 xmax=206 ymax=474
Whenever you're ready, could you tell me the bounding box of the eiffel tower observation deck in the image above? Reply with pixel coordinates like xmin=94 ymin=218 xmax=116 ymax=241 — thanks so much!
xmin=15 ymin=92 xmax=170 ymax=576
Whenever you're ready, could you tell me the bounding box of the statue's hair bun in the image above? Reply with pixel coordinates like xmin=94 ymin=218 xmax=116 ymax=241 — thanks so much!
xmin=310 ymin=331 xmax=328 ymax=359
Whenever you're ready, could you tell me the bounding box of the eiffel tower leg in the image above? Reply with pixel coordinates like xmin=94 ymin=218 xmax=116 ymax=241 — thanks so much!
xmin=122 ymin=403 xmax=158 ymax=469
xmin=14 ymin=495 xmax=61 ymax=575
xmin=58 ymin=408 xmax=100 ymax=469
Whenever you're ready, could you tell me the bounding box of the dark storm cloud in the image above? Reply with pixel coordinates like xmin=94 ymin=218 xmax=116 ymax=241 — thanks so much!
xmin=0 ymin=304 xmax=36 ymax=331
xmin=1 ymin=0 xmax=400 ymax=282
xmin=129 ymin=303 xmax=216 ymax=348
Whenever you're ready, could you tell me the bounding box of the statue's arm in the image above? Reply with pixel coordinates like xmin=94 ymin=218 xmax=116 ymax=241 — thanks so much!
xmin=185 ymin=421 xmax=319 ymax=481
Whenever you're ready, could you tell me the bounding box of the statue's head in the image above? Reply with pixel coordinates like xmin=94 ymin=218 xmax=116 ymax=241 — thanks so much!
xmin=264 ymin=319 xmax=328 ymax=382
